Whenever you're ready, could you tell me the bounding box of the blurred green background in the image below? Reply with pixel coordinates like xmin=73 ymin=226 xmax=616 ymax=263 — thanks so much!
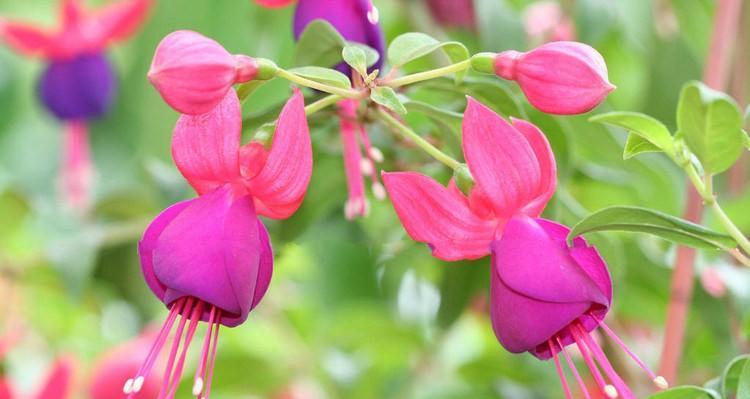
xmin=0 ymin=0 xmax=748 ymax=398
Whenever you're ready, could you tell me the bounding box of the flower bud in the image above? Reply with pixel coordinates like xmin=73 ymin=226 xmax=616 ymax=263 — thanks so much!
xmin=493 ymin=41 xmax=615 ymax=115
xmin=148 ymin=30 xmax=261 ymax=115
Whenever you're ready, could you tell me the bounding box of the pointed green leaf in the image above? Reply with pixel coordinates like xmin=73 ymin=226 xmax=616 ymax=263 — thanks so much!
xmin=387 ymin=32 xmax=470 ymax=82
xmin=288 ymin=67 xmax=351 ymax=89
xmin=676 ymin=81 xmax=744 ymax=174
xmin=568 ymin=206 xmax=736 ymax=250
xmin=342 ymin=45 xmax=368 ymax=77
xmin=624 ymin=134 xmax=663 ymax=159
xmin=371 ymin=87 xmax=407 ymax=115
xmin=646 ymin=386 xmax=720 ymax=399
xmin=293 ymin=20 xmax=347 ymax=68
xmin=590 ymin=111 xmax=674 ymax=155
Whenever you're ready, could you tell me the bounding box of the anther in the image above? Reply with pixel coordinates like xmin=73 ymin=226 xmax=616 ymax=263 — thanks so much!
xmin=653 ymin=376 xmax=669 ymax=390
xmin=123 ymin=378 xmax=134 ymax=394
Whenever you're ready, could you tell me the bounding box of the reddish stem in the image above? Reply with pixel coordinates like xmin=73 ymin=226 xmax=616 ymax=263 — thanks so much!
xmin=658 ymin=0 xmax=744 ymax=383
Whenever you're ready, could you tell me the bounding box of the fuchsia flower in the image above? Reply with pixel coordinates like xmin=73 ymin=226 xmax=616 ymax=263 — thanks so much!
xmin=0 ymin=357 xmax=75 ymax=399
xmin=130 ymin=89 xmax=312 ymax=397
xmin=382 ymin=98 xmax=667 ymax=399
xmin=0 ymin=0 xmax=153 ymax=212
xmin=338 ymin=99 xmax=385 ymax=219
xmin=148 ymin=30 xmax=267 ymax=115
xmin=425 ymin=0 xmax=476 ymax=30
xmin=89 ymin=331 xmax=163 ymax=399
xmin=523 ymin=1 xmax=576 ymax=44
xmin=473 ymin=41 xmax=614 ymax=115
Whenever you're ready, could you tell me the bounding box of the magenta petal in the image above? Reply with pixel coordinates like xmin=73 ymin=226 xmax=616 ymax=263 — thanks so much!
xmin=172 ymin=90 xmax=242 ymax=195
xmin=489 ymin=265 xmax=591 ymax=359
xmin=462 ymin=98 xmax=554 ymax=221
xmin=492 ymin=216 xmax=609 ymax=306
xmin=138 ymin=199 xmax=194 ymax=302
xmin=153 ymin=185 xmax=268 ymax=327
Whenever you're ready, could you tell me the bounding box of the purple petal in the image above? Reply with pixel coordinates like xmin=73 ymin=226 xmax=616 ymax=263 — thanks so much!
xmin=138 ymin=199 xmax=194 ymax=302
xmin=152 ymin=185 xmax=269 ymax=327
xmin=293 ymin=0 xmax=385 ymax=72
xmin=489 ymin=264 xmax=591 ymax=359
xmin=491 ymin=216 xmax=610 ymax=306
xmin=38 ymin=52 xmax=116 ymax=121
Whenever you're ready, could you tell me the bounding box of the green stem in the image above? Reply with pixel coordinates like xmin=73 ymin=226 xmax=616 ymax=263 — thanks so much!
xmin=305 ymin=94 xmax=342 ymax=115
xmin=711 ymin=201 xmax=750 ymax=256
xmin=375 ymin=108 xmax=461 ymax=170
xmin=276 ymin=69 xmax=362 ymax=98
xmin=386 ymin=59 xmax=472 ymax=88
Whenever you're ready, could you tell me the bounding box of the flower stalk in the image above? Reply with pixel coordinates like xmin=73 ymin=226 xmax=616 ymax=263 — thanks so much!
xmin=374 ymin=108 xmax=461 ymax=170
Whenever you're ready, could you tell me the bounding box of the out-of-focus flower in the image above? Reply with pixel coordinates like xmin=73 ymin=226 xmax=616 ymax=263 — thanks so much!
xmin=472 ymin=41 xmax=615 ymax=115
xmin=425 ymin=0 xmax=475 ymax=30
xmin=148 ymin=30 xmax=274 ymax=115
xmin=383 ymin=98 xmax=667 ymax=399
xmin=0 ymin=0 xmax=153 ymax=212
xmin=523 ymin=1 xmax=575 ymax=44
xmin=128 ymin=90 xmax=312 ymax=397
xmin=89 ymin=331 xmax=163 ymax=399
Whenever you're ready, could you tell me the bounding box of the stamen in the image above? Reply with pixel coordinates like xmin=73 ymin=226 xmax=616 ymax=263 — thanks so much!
xmin=575 ymin=324 xmax=635 ymax=399
xmin=549 ymin=339 xmax=573 ymax=399
xmin=203 ymin=311 xmax=222 ymax=399
xmin=599 ymin=321 xmax=669 ymax=390
xmin=193 ymin=306 xmax=217 ymax=397
xmin=571 ymin=327 xmax=618 ymax=398
xmin=164 ymin=301 xmax=205 ymax=398
xmin=158 ymin=298 xmax=195 ymax=398
xmin=556 ymin=337 xmax=592 ymax=399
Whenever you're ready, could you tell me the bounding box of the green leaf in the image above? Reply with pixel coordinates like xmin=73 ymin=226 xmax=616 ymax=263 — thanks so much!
xmin=348 ymin=42 xmax=380 ymax=68
xmin=387 ymin=32 xmax=470 ymax=82
xmin=568 ymin=206 xmax=737 ymax=250
xmin=676 ymin=81 xmax=744 ymax=174
xmin=371 ymin=87 xmax=407 ymax=115
xmin=624 ymin=134 xmax=663 ymax=159
xmin=342 ymin=45 xmax=368 ymax=77
xmin=646 ymin=386 xmax=720 ymax=399
xmin=293 ymin=20 xmax=347 ymax=68
xmin=590 ymin=111 xmax=674 ymax=155
xmin=235 ymin=80 xmax=268 ymax=102
xmin=722 ymin=355 xmax=750 ymax=397
xmin=288 ymin=66 xmax=351 ymax=89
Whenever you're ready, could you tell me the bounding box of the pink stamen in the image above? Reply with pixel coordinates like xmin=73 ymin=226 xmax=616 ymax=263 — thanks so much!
xmin=549 ymin=339 xmax=573 ymax=399
xmin=61 ymin=120 xmax=93 ymax=214
xmin=158 ymin=298 xmax=195 ymax=398
xmin=557 ymin=337 xmax=592 ymax=399
xmin=571 ymin=327 xmax=617 ymax=398
xmin=203 ymin=311 xmax=222 ymax=399
xmin=164 ymin=302 xmax=205 ymax=398
xmin=599 ymin=321 xmax=668 ymax=389
xmin=575 ymin=324 xmax=636 ymax=399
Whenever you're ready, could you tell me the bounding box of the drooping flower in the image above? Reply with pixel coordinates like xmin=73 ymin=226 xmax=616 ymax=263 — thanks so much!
xmin=257 ymin=0 xmax=386 ymax=218
xmin=471 ymin=41 xmax=615 ymax=115
xmin=382 ymin=97 xmax=666 ymax=399
xmin=129 ymin=89 xmax=311 ymax=397
xmin=425 ymin=0 xmax=476 ymax=30
xmin=0 ymin=0 xmax=153 ymax=212
xmin=148 ymin=30 xmax=275 ymax=115
xmin=0 ymin=356 xmax=75 ymax=399
xmin=523 ymin=1 xmax=575 ymax=44
xmin=89 ymin=331 xmax=163 ymax=399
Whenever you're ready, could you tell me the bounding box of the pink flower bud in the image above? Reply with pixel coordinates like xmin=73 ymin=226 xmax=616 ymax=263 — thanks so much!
xmin=148 ymin=30 xmax=259 ymax=115
xmin=494 ymin=41 xmax=615 ymax=115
